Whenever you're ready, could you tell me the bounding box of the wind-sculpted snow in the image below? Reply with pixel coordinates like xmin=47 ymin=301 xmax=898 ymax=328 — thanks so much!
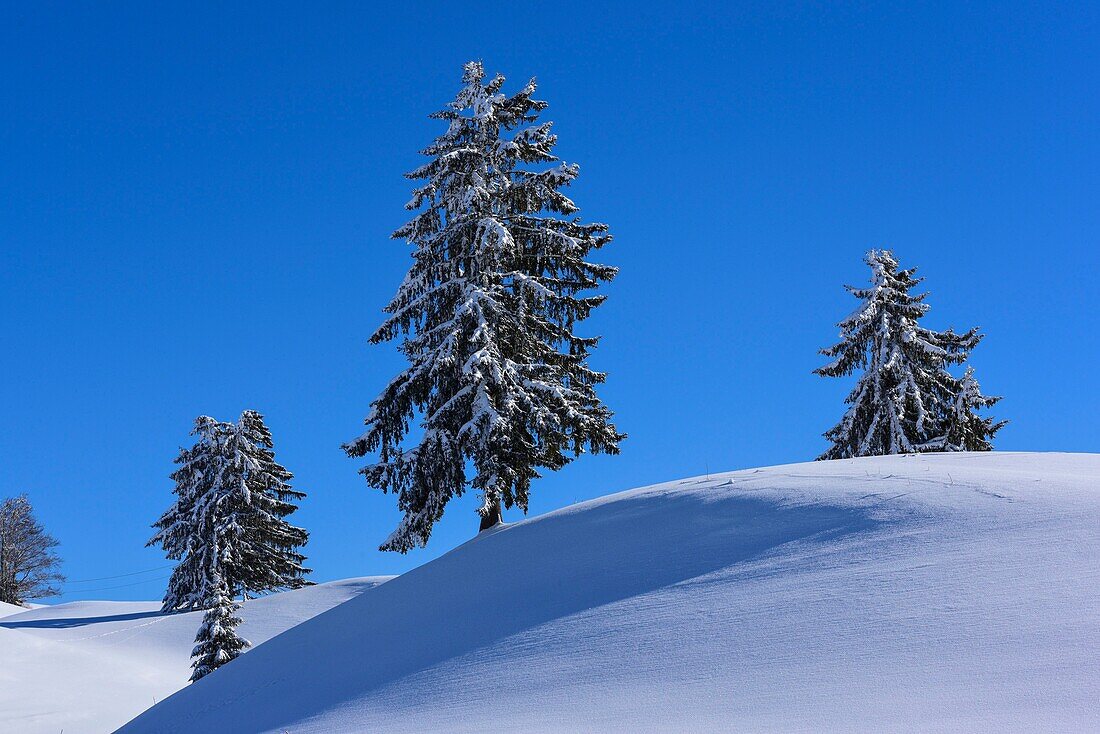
xmin=119 ymin=453 xmax=1100 ymax=733
xmin=0 ymin=577 xmax=389 ymax=733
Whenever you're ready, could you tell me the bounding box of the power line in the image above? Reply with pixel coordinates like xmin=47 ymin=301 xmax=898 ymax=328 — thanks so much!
xmin=66 ymin=565 xmax=174 ymax=584
xmin=63 ymin=574 xmax=172 ymax=594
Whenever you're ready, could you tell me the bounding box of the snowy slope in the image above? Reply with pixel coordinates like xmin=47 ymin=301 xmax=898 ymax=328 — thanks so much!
xmin=119 ymin=452 xmax=1100 ymax=733
xmin=0 ymin=600 xmax=26 ymax=618
xmin=0 ymin=577 xmax=390 ymax=734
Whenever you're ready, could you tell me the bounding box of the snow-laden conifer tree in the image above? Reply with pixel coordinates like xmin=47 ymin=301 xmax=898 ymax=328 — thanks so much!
xmin=149 ymin=416 xmax=226 ymax=611
xmin=345 ymin=61 xmax=624 ymax=552
xmin=189 ymin=576 xmax=250 ymax=682
xmin=231 ymin=410 xmax=311 ymax=593
xmin=940 ymin=366 xmax=1006 ymax=452
xmin=814 ymin=250 xmax=981 ymax=459
xmin=149 ymin=412 xmax=310 ymax=611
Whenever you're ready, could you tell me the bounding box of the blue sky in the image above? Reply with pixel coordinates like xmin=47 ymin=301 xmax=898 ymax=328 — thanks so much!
xmin=1 ymin=2 xmax=1096 ymax=602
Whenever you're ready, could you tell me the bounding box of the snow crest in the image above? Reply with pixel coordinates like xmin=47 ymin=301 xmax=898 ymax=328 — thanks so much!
xmin=118 ymin=452 xmax=1100 ymax=733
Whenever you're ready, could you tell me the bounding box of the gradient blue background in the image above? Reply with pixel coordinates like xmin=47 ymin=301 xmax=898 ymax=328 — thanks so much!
xmin=1 ymin=2 xmax=1096 ymax=601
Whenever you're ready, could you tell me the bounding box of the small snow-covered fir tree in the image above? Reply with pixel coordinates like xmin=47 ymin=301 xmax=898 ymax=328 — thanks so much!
xmin=149 ymin=412 xmax=310 ymax=611
xmin=940 ymin=366 xmax=1006 ymax=452
xmin=189 ymin=576 xmax=250 ymax=682
xmin=345 ymin=61 xmax=624 ymax=552
xmin=814 ymin=250 xmax=981 ymax=459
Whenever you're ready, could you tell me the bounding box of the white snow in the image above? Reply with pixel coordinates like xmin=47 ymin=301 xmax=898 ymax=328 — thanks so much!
xmin=0 ymin=577 xmax=390 ymax=734
xmin=112 ymin=452 xmax=1100 ymax=733
xmin=0 ymin=600 xmax=27 ymax=619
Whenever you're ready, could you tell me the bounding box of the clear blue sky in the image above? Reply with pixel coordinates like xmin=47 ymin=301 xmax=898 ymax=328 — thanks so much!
xmin=1 ymin=2 xmax=1096 ymax=602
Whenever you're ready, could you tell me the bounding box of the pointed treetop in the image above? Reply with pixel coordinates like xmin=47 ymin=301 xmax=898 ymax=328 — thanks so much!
xmin=462 ymin=59 xmax=484 ymax=85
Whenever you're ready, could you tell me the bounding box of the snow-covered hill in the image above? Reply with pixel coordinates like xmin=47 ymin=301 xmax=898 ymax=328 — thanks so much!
xmin=117 ymin=452 xmax=1100 ymax=733
xmin=0 ymin=577 xmax=390 ymax=733
xmin=0 ymin=600 xmax=25 ymax=618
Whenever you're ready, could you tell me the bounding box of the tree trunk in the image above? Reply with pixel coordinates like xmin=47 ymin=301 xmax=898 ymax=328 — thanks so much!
xmin=478 ymin=498 xmax=503 ymax=532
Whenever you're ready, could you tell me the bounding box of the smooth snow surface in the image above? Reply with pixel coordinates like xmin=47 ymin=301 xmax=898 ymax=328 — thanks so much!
xmin=0 ymin=600 xmax=26 ymax=618
xmin=118 ymin=453 xmax=1100 ymax=733
xmin=0 ymin=577 xmax=389 ymax=733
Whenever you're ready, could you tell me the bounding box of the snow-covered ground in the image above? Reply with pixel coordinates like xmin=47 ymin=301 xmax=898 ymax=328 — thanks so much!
xmin=0 ymin=600 xmax=26 ymax=618
xmin=0 ymin=577 xmax=389 ymax=733
xmin=111 ymin=452 xmax=1099 ymax=733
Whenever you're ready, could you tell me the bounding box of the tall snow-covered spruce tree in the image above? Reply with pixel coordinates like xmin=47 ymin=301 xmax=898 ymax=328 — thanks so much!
xmin=149 ymin=411 xmax=310 ymax=612
xmin=814 ymin=249 xmax=993 ymax=459
xmin=345 ymin=61 xmax=624 ymax=552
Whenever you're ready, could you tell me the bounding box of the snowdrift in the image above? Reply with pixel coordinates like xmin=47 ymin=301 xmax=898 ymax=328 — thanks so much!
xmin=0 ymin=577 xmax=389 ymax=733
xmin=118 ymin=452 xmax=1100 ymax=733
